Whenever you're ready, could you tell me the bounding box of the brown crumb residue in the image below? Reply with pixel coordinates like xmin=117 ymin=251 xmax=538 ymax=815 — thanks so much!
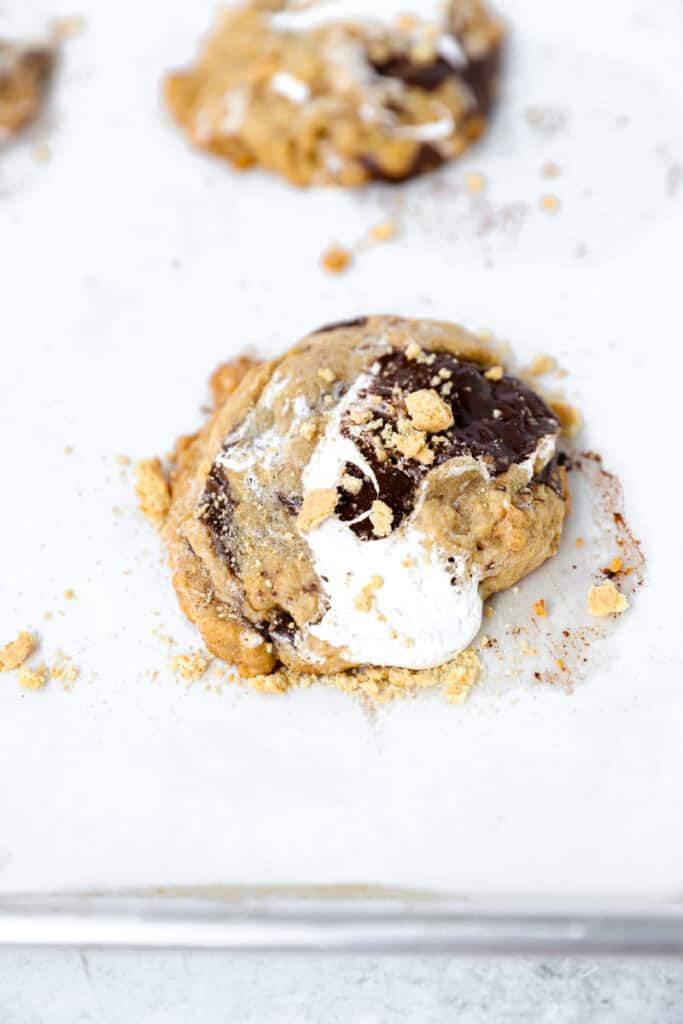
xmin=18 ymin=664 xmax=48 ymax=690
xmin=297 ymin=488 xmax=338 ymax=532
xmin=540 ymin=193 xmax=561 ymax=212
xmin=542 ymin=161 xmax=561 ymax=179
xmin=369 ymin=499 xmax=394 ymax=538
xmin=321 ymin=245 xmax=351 ymax=274
xmin=587 ymin=581 xmax=628 ymax=617
xmin=169 ymin=651 xmax=212 ymax=681
xmin=369 ymin=221 xmax=397 ymax=242
xmin=405 ymin=389 xmax=454 ymax=433
xmin=248 ymin=649 xmax=481 ymax=704
xmin=0 ymin=631 xmax=36 ymax=672
xmin=52 ymin=14 xmax=86 ymax=39
xmin=135 ymin=458 xmax=171 ymax=529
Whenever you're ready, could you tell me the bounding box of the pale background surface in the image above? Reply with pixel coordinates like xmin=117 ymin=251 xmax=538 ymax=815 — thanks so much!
xmin=1 ymin=0 xmax=683 ymax=914
xmin=2 ymin=949 xmax=683 ymax=1023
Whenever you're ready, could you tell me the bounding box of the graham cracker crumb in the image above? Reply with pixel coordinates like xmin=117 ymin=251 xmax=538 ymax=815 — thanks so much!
xmin=484 ymin=605 xmax=495 ymax=618
xmin=354 ymin=575 xmax=384 ymax=612
xmin=524 ymin=354 xmax=556 ymax=377
xmin=0 ymin=632 xmax=35 ymax=672
xmin=64 ymin=446 xmax=73 ymax=455
xmin=550 ymin=399 xmax=582 ymax=438
xmin=576 ymin=537 xmax=584 ymax=548
xmin=369 ymin=221 xmax=397 ymax=242
xmin=484 ymin=365 xmax=504 ymax=381
xmin=317 ymin=367 xmax=336 ymax=384
xmin=369 ymin=500 xmax=394 ymax=538
xmin=465 ymin=171 xmax=486 ymax=194
xmin=609 ymin=557 xmax=623 ymax=574
xmin=340 ymin=472 xmax=363 ymax=495
xmin=533 ymin=598 xmax=547 ymax=617
xmin=18 ymin=664 xmax=48 ymax=690
xmin=115 ymin=454 xmax=131 ymax=466
xmin=542 ymin=160 xmax=561 ymax=179
xmin=209 ymin=357 xmax=260 ymax=406
xmin=248 ymin=648 xmax=480 ymax=704
xmin=297 ymin=488 xmax=338 ymax=531
xmin=540 ymin=193 xmax=561 ymax=212
xmin=405 ymin=389 xmax=454 ymax=432
xmin=52 ymin=14 xmax=86 ymax=39
xmin=405 ymin=342 xmax=422 ymax=361
xmin=321 ymin=245 xmax=351 ymax=274
xmin=587 ymin=581 xmax=628 ymax=617
xmin=299 ymin=417 xmax=318 ymax=441
xmin=50 ymin=655 xmax=79 ymax=684
xmin=135 ymin=458 xmax=171 ymax=529
xmin=169 ymin=651 xmax=211 ymax=681
xmin=63 ymin=588 xmax=76 ymax=600
xmin=393 ymin=422 xmax=428 ymax=460
xmin=349 ymin=406 xmax=373 ymax=424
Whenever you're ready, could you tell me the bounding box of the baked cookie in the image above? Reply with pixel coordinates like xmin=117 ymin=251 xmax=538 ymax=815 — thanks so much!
xmin=0 ymin=38 xmax=56 ymax=137
xmin=160 ymin=317 xmax=568 ymax=677
xmin=165 ymin=0 xmax=503 ymax=186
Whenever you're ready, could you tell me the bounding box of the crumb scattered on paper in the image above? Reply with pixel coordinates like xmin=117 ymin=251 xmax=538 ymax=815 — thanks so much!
xmin=0 ymin=632 xmax=35 ymax=672
xmin=587 ymin=581 xmax=628 ymax=617
xmin=321 ymin=245 xmax=351 ymax=274
xmin=169 ymin=651 xmax=211 ymax=681
xmin=247 ymin=649 xmax=481 ymax=704
xmin=18 ymin=665 xmax=48 ymax=690
xmin=135 ymin=458 xmax=171 ymax=528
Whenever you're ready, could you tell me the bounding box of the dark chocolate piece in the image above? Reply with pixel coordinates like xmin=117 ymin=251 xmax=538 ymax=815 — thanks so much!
xmin=338 ymin=349 xmax=559 ymax=538
xmin=199 ymin=462 xmax=239 ymax=573
xmin=370 ymin=54 xmax=456 ymax=92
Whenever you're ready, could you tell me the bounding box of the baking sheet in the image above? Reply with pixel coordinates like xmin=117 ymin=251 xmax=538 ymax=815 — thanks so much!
xmin=1 ymin=0 xmax=682 ymax=901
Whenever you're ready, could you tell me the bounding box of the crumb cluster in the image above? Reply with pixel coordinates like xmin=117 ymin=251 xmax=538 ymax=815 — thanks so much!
xmin=248 ymin=648 xmax=482 ymax=704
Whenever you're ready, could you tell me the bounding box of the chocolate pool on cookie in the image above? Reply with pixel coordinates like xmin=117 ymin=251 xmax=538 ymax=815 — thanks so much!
xmin=151 ymin=317 xmax=568 ymax=679
xmin=165 ymin=0 xmax=503 ymax=187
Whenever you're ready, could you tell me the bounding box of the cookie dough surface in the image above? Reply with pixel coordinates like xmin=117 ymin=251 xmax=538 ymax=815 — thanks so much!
xmin=165 ymin=0 xmax=503 ymax=186
xmin=0 ymin=38 xmax=56 ymax=137
xmin=161 ymin=317 xmax=567 ymax=678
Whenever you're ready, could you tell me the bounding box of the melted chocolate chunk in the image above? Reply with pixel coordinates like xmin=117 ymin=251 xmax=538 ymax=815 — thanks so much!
xmin=199 ymin=462 xmax=239 ymax=572
xmin=359 ymin=144 xmax=444 ymax=184
xmin=370 ymin=54 xmax=455 ymax=92
xmin=268 ymin=610 xmax=298 ymax=643
xmin=368 ymin=28 xmax=501 ymax=117
xmin=534 ymin=454 xmax=564 ymax=497
xmin=314 ymin=317 xmax=369 ymax=334
xmin=338 ymin=349 xmax=559 ymax=538
xmin=460 ymin=47 xmax=501 ymax=114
